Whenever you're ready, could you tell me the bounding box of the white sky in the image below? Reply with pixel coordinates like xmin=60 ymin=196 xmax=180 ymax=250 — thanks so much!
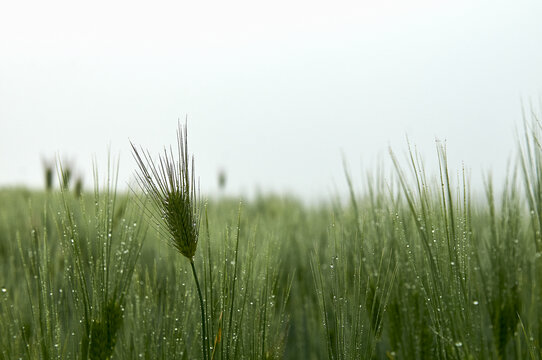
xmin=1 ymin=0 xmax=541 ymax=200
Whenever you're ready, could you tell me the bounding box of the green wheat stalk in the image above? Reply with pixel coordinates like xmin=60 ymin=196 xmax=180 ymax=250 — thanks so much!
xmin=131 ymin=122 xmax=208 ymax=360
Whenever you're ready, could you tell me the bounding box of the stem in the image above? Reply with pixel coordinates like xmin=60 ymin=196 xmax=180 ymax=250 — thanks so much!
xmin=190 ymin=258 xmax=208 ymax=360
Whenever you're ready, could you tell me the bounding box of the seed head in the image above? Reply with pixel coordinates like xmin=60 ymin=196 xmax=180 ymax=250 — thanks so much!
xmin=131 ymin=122 xmax=200 ymax=259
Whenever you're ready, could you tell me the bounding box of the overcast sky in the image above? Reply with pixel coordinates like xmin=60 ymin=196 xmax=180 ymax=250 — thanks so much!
xmin=1 ymin=0 xmax=541 ymax=200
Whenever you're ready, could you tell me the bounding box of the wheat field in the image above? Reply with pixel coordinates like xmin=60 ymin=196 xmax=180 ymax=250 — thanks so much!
xmin=1 ymin=117 xmax=542 ymax=359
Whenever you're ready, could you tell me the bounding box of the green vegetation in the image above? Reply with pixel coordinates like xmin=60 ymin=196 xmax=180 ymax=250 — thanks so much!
xmin=1 ymin=117 xmax=542 ymax=359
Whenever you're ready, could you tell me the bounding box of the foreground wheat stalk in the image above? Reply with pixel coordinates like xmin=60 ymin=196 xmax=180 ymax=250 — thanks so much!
xmin=131 ymin=123 xmax=208 ymax=360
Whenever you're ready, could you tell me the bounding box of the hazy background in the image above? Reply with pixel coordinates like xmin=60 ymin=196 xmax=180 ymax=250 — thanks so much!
xmin=1 ymin=0 xmax=541 ymax=200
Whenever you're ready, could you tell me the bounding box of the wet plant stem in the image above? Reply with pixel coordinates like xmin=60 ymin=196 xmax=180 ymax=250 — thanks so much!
xmin=190 ymin=258 xmax=208 ymax=360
